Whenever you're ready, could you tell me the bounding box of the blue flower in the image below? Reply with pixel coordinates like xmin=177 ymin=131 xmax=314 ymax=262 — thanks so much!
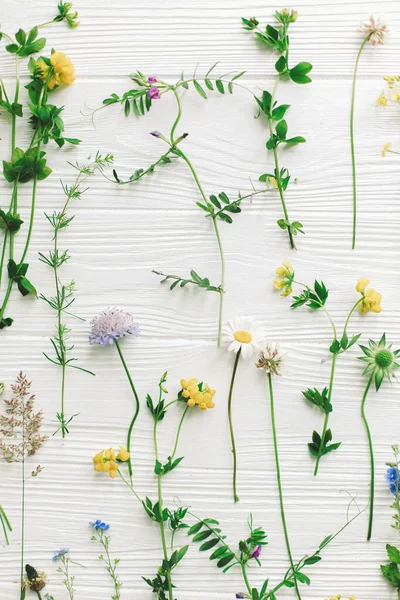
xmin=90 ymin=519 xmax=110 ymax=531
xmin=386 ymin=467 xmax=398 ymax=484
xmin=236 ymin=595 xmax=245 ymax=599
xmin=52 ymin=548 xmax=69 ymax=562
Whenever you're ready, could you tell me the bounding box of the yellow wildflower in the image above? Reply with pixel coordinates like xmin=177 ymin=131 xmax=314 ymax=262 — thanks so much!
xmin=37 ymin=51 xmax=75 ymax=91
xmin=179 ymin=378 xmax=216 ymax=410
xmin=273 ymin=261 xmax=294 ymax=296
xmin=268 ymin=176 xmax=279 ymax=190
xmin=356 ymin=277 xmax=370 ymax=293
xmin=382 ymin=142 xmax=392 ymax=157
xmin=377 ymin=92 xmax=387 ymax=106
xmin=93 ymin=446 xmax=130 ymax=478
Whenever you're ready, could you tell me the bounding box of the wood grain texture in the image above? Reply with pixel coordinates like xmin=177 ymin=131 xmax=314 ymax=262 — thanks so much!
xmin=0 ymin=0 xmax=400 ymax=598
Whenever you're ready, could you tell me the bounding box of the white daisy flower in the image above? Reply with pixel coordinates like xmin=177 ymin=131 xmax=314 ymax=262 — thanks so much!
xmin=223 ymin=317 xmax=263 ymax=359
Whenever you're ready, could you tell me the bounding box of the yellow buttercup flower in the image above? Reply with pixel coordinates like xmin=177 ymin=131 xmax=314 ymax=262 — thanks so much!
xmin=356 ymin=278 xmax=382 ymax=314
xmin=180 ymin=378 xmax=216 ymax=410
xmin=37 ymin=51 xmax=75 ymax=91
xmin=93 ymin=446 xmax=130 ymax=478
xmin=273 ymin=261 xmax=294 ymax=296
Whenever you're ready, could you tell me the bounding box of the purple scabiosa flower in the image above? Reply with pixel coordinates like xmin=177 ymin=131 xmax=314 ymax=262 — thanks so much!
xmin=148 ymin=86 xmax=161 ymax=100
xmin=89 ymin=308 xmax=139 ymax=346
xmin=52 ymin=548 xmax=69 ymax=562
xmin=250 ymin=544 xmax=262 ymax=559
xmin=90 ymin=519 xmax=110 ymax=531
xmin=147 ymin=75 xmax=157 ymax=84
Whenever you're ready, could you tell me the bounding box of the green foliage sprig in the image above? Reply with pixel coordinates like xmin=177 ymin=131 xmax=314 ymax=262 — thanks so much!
xmin=40 ymin=153 xmax=113 ymax=437
xmin=91 ymin=527 xmax=122 ymax=600
xmin=274 ymin=264 xmax=382 ymax=476
xmin=90 ymin=64 xmax=271 ymax=347
xmin=242 ymin=9 xmax=312 ymax=249
xmin=152 ymin=269 xmax=222 ymax=293
xmin=0 ymin=4 xmax=80 ymax=331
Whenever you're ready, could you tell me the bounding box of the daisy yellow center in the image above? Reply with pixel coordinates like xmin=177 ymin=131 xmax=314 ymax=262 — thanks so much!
xmin=234 ymin=330 xmax=252 ymax=344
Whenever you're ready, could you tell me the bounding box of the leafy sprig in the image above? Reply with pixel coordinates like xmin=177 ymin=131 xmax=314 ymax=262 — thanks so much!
xmin=40 ymin=152 xmax=114 ymax=436
xmin=152 ymin=269 xmax=222 ymax=293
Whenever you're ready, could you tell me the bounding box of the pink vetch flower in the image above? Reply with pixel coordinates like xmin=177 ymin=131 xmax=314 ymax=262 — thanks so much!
xmin=357 ymin=15 xmax=388 ymax=46
xmin=89 ymin=308 xmax=140 ymax=346
xmin=147 ymin=75 xmax=157 ymax=84
xmin=250 ymin=544 xmax=262 ymax=559
xmin=148 ymin=86 xmax=161 ymax=100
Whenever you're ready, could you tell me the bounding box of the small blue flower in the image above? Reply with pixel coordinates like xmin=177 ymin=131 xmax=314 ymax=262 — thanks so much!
xmin=386 ymin=467 xmax=398 ymax=484
xmin=90 ymin=519 xmax=110 ymax=531
xmin=52 ymin=548 xmax=69 ymax=562
xmin=236 ymin=595 xmax=245 ymax=599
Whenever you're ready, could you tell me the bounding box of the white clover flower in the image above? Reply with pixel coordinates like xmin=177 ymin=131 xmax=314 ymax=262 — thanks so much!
xmin=256 ymin=343 xmax=286 ymax=376
xmin=357 ymin=15 xmax=388 ymax=46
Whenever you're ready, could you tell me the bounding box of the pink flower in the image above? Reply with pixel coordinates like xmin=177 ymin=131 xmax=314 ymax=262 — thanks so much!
xmin=250 ymin=544 xmax=262 ymax=559
xmin=357 ymin=15 xmax=388 ymax=46
xmin=147 ymin=75 xmax=157 ymax=84
xmin=148 ymin=86 xmax=161 ymax=100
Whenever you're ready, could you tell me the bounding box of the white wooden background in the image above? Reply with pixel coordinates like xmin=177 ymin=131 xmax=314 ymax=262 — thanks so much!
xmin=0 ymin=0 xmax=400 ymax=598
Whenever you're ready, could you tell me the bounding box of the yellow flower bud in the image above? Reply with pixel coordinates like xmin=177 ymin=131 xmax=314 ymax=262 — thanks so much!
xmin=180 ymin=379 xmax=188 ymax=388
xmin=181 ymin=389 xmax=190 ymax=398
xmin=187 ymin=398 xmax=195 ymax=407
xmin=273 ymin=278 xmax=286 ymax=290
xmin=117 ymin=446 xmax=130 ymax=462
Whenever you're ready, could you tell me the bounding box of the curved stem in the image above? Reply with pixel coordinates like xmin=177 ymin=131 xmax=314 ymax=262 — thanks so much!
xmin=171 ymin=405 xmax=189 ymax=460
xmin=350 ymin=36 xmax=369 ymax=250
xmin=268 ymin=374 xmax=302 ymax=600
xmin=12 ymin=56 xmax=20 ymax=152
xmin=115 ymin=340 xmax=140 ymax=484
xmin=170 ymin=87 xmax=182 ymax=146
xmin=0 ymin=231 xmax=8 ymax=288
xmin=228 ymin=349 xmax=241 ymax=502
xmin=153 ymin=418 xmax=174 ymax=600
xmin=117 ymin=469 xmax=142 ymax=503
xmin=313 ymin=352 xmax=337 ymax=476
xmin=361 ymin=375 xmax=374 ymax=540
xmin=240 ymin=563 xmax=253 ymax=596
xmin=342 ymin=297 xmax=363 ymax=339
xmin=174 ymin=147 xmax=225 ymax=347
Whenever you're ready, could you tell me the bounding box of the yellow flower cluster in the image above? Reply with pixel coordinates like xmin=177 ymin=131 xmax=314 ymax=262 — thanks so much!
xmin=180 ymin=378 xmax=216 ymax=410
xmin=273 ymin=262 xmax=294 ymax=296
xmin=37 ymin=51 xmax=75 ymax=91
xmin=356 ymin=278 xmax=382 ymax=314
xmin=377 ymin=76 xmax=400 ymax=107
xmin=93 ymin=446 xmax=130 ymax=478
xmin=323 ymin=596 xmax=356 ymax=600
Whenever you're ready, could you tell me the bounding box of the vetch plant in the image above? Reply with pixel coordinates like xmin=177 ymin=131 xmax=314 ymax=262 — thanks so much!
xmin=242 ymin=9 xmax=312 ymax=249
xmin=350 ymin=15 xmax=388 ymax=249
xmin=381 ymin=446 xmax=400 ymax=597
xmin=40 ymin=153 xmax=113 ymax=437
xmin=274 ymin=267 xmax=382 ymax=475
xmin=358 ymin=335 xmax=400 ymax=540
xmin=89 ymin=307 xmax=140 ymax=484
xmin=93 ymin=371 xmax=216 ymax=600
xmin=90 ymin=66 xmax=270 ymax=347
xmin=256 ymin=344 xmax=302 ymax=600
xmin=223 ymin=317 xmax=263 ymax=501
xmin=0 ymin=2 xmax=80 ymax=330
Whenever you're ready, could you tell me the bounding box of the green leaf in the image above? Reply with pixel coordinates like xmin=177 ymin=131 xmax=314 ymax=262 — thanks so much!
xmin=275 ymin=55 xmax=287 ymax=73
xmin=275 ymin=120 xmax=288 ymax=140
xmin=15 ymin=29 xmax=26 ymax=45
xmin=188 ymin=522 xmax=203 ymax=536
xmin=193 ymin=80 xmax=207 ymax=99
xmin=204 ymin=78 xmax=214 ymax=90
xmin=18 ymin=38 xmax=46 ymax=57
xmin=217 ymin=553 xmax=235 ymax=568
xmin=5 ymin=44 xmax=19 ymax=54
xmin=209 ymin=194 xmax=221 ymax=209
xmin=381 ymin=562 xmax=400 ymax=588
xmin=215 ymin=80 xmax=225 ymax=94
xmin=289 ymin=62 xmax=313 ymax=84
xmin=199 ymin=538 xmax=219 ymax=552
xmin=26 ymin=26 xmax=38 ymax=45
xmin=329 ymin=340 xmax=340 ymax=354
xmin=17 ymin=276 xmax=37 ymax=297
xmin=285 ymin=136 xmax=306 ymax=146
xmin=387 ymin=545 xmax=400 ymax=565
xmin=271 ymin=104 xmax=290 ymax=120
xmin=192 ymin=529 xmax=213 ymax=543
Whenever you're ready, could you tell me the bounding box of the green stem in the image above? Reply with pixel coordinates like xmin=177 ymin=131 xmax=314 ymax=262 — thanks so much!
xmin=0 ymin=231 xmax=8 ymax=288
xmin=361 ymin=375 xmax=374 ymax=540
xmin=20 ymin=437 xmax=25 ymax=599
xmin=342 ymin=297 xmax=363 ymax=340
xmin=115 ymin=340 xmax=140 ymax=485
xmin=314 ymin=352 xmax=337 ymax=476
xmin=228 ymin=349 xmax=241 ymax=502
xmin=240 ymin=563 xmax=252 ymax=596
xmin=0 ymin=505 xmax=11 ymax=545
xmin=350 ymin=36 xmax=370 ymax=250
xmin=117 ymin=469 xmax=142 ymax=503
xmin=268 ymin=76 xmax=295 ymax=250
xmin=12 ymin=56 xmax=20 ymax=152
xmin=171 ymin=405 xmax=189 ymax=460
xmin=268 ymin=375 xmax=302 ymax=600
xmin=153 ymin=418 xmax=173 ymax=600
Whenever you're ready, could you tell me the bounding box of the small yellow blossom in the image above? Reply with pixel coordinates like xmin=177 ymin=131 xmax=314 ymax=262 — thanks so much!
xmin=392 ymin=91 xmax=400 ymax=103
xmin=356 ymin=277 xmax=370 ymax=293
xmin=93 ymin=447 xmax=130 ymax=478
xmin=268 ymin=176 xmax=279 ymax=190
xmin=377 ymin=92 xmax=387 ymax=106
xmin=180 ymin=378 xmax=216 ymax=410
xmin=37 ymin=51 xmax=75 ymax=91
xmin=273 ymin=261 xmax=294 ymax=296
xmin=382 ymin=142 xmax=392 ymax=157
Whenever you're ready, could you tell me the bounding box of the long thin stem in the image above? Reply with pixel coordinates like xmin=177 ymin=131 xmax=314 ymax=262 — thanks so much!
xmin=153 ymin=418 xmax=173 ymax=600
xmin=20 ymin=424 xmax=25 ymax=599
xmin=115 ymin=340 xmax=140 ymax=484
xmin=350 ymin=36 xmax=370 ymax=250
xmin=0 ymin=505 xmax=11 ymax=545
xmin=314 ymin=352 xmax=337 ymax=476
xmin=267 ymin=61 xmax=295 ymax=250
xmin=228 ymin=349 xmax=241 ymax=502
xmin=171 ymin=405 xmax=189 ymax=460
xmin=361 ymin=375 xmax=374 ymax=540
xmin=268 ymin=374 xmax=302 ymax=600
xmin=240 ymin=563 xmax=253 ymax=596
